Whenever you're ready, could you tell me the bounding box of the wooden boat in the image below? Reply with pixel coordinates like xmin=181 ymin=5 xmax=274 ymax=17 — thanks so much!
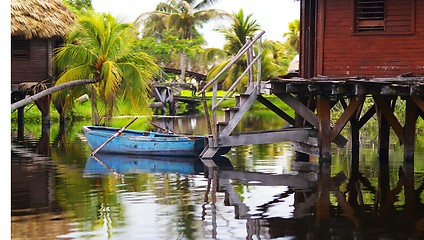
xmin=83 ymin=153 xmax=204 ymax=176
xmin=82 ymin=126 xmax=206 ymax=156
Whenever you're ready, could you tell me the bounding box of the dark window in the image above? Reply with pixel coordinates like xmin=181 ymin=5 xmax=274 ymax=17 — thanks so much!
xmin=12 ymin=39 xmax=30 ymax=59
xmin=355 ymin=0 xmax=385 ymax=32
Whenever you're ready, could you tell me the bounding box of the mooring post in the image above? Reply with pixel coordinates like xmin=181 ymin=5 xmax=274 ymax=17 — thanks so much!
xmin=404 ymin=97 xmax=417 ymax=163
xmin=317 ymin=96 xmax=331 ymax=162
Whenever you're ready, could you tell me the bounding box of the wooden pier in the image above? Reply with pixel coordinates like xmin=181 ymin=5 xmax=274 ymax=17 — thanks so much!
xmin=199 ymin=31 xmax=424 ymax=164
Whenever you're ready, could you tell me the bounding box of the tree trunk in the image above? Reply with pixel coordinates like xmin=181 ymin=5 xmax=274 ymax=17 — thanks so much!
xmin=90 ymin=89 xmax=100 ymax=125
xmin=11 ymin=78 xmax=99 ymax=111
xmin=180 ymin=51 xmax=187 ymax=83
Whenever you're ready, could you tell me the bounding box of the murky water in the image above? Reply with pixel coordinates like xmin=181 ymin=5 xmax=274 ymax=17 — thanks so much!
xmin=11 ymin=114 xmax=424 ymax=239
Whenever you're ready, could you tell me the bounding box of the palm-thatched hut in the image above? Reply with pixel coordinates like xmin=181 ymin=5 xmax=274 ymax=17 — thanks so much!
xmin=11 ymin=0 xmax=76 ymax=125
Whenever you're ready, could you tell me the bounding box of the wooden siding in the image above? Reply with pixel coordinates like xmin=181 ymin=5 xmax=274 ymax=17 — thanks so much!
xmin=11 ymin=38 xmax=49 ymax=85
xmin=320 ymin=0 xmax=424 ymax=78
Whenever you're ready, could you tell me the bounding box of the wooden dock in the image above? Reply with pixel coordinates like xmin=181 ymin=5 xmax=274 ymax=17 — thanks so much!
xmin=198 ymin=31 xmax=424 ymax=163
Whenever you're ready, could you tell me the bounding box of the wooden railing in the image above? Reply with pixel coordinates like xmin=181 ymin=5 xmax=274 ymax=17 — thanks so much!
xmin=198 ymin=30 xmax=265 ymax=140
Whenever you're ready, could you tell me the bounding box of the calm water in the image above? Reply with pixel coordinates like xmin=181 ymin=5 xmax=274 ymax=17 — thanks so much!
xmin=11 ymin=113 xmax=424 ymax=239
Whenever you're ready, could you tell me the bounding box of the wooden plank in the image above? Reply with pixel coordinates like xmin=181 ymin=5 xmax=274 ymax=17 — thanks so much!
xmin=217 ymin=128 xmax=313 ymax=147
xmin=317 ymin=97 xmax=332 ymax=161
xmin=256 ymin=95 xmax=296 ymax=126
xmin=330 ymin=95 xmax=365 ymax=141
xmin=373 ymin=95 xmax=405 ymax=144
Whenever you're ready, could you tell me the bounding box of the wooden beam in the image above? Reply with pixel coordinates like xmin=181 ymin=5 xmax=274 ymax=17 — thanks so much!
xmin=256 ymin=95 xmax=296 ymax=126
xmin=411 ymin=95 xmax=424 ymax=113
xmin=277 ymin=93 xmax=318 ymax=126
xmin=277 ymin=93 xmax=348 ymax=147
xmin=373 ymin=95 xmax=405 ymax=144
xmin=330 ymin=95 xmax=365 ymax=142
xmin=358 ymin=104 xmax=376 ymax=129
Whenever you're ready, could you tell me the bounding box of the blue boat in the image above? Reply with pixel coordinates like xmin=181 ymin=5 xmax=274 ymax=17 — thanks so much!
xmin=83 ymin=153 xmax=204 ymax=176
xmin=82 ymin=126 xmax=206 ymax=156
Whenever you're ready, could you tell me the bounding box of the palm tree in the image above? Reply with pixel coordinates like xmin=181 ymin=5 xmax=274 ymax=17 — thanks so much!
xmin=283 ymin=19 xmax=300 ymax=51
xmin=136 ymin=0 xmax=229 ymax=82
xmin=207 ymin=9 xmax=284 ymax=91
xmin=54 ymin=12 xmax=159 ymax=125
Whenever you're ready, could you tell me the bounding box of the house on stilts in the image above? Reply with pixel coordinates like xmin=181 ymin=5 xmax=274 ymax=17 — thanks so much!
xmin=11 ymin=0 xmax=76 ymax=127
xmin=199 ymin=0 xmax=424 ymax=163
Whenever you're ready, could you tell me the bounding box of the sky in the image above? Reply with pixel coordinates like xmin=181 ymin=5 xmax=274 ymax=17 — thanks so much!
xmin=92 ymin=0 xmax=300 ymax=48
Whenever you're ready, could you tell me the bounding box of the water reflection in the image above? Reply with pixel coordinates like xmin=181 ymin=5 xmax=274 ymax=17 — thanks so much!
xmin=11 ymin=115 xmax=424 ymax=239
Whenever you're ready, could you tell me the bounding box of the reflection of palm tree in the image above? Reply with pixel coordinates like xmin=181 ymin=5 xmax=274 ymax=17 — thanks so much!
xmin=54 ymin=12 xmax=159 ymax=125
xmin=136 ymin=0 xmax=229 ymax=81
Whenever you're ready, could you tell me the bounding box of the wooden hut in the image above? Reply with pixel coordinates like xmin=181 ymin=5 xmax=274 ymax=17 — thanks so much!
xmin=11 ymin=0 xmax=76 ymax=125
xmin=299 ymin=0 xmax=424 ymax=78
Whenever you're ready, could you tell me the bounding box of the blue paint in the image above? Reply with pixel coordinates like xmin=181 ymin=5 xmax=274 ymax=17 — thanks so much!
xmin=83 ymin=126 xmax=206 ymax=156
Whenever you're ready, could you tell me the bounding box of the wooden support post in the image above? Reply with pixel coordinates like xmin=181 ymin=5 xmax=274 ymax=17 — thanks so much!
xmin=376 ymin=100 xmax=390 ymax=163
xmin=404 ymin=97 xmax=417 ymax=163
xmin=317 ymin=96 xmax=331 ymax=162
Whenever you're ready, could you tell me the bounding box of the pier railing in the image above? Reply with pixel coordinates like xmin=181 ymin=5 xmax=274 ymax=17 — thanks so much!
xmin=198 ymin=30 xmax=265 ymax=141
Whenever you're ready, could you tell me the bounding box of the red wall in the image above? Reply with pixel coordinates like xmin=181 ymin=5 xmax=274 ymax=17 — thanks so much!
xmin=321 ymin=0 xmax=424 ymax=78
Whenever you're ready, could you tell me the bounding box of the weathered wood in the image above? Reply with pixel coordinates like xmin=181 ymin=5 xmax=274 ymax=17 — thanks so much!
xmin=317 ymin=97 xmax=332 ymax=162
xmin=377 ymin=103 xmax=390 ymax=162
xmin=277 ymin=93 xmax=348 ymax=147
xmin=411 ymin=95 xmax=424 ymax=113
xmin=330 ymin=95 xmax=365 ymax=141
xmin=277 ymin=93 xmax=318 ymax=126
xmin=256 ymin=95 xmax=296 ymax=126
xmin=373 ymin=95 xmax=405 ymax=144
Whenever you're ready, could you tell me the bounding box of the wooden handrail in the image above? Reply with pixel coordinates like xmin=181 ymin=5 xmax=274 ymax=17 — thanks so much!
xmin=198 ymin=30 xmax=265 ymax=94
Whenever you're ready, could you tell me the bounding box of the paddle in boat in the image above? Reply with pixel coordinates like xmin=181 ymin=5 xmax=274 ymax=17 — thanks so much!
xmin=83 ymin=125 xmax=206 ymax=157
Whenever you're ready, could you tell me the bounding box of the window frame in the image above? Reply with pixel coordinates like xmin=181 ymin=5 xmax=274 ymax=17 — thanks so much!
xmin=352 ymin=0 xmax=416 ymax=36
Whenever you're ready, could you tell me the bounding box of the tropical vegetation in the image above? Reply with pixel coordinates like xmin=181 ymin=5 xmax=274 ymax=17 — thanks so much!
xmin=53 ymin=11 xmax=159 ymax=125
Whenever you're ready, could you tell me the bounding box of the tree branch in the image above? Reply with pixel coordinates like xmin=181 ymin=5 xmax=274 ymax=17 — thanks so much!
xmin=11 ymin=78 xmax=99 ymax=111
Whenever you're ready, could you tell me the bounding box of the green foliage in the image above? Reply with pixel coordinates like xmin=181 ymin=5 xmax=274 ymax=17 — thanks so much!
xmin=54 ymin=12 xmax=159 ymax=125
xmin=63 ymin=0 xmax=93 ymax=13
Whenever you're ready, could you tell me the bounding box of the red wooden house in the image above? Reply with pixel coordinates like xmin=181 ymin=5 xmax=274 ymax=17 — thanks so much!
xmin=298 ymin=0 xmax=424 ymax=79
xmin=11 ymin=0 xmax=76 ymax=124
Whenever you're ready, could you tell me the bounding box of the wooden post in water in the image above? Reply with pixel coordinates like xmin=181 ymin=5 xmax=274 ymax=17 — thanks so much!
xmin=376 ymin=97 xmax=390 ymax=164
xmin=317 ymin=96 xmax=331 ymax=162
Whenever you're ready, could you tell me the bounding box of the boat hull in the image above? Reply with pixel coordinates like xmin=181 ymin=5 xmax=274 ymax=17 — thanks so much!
xmin=83 ymin=126 xmax=206 ymax=156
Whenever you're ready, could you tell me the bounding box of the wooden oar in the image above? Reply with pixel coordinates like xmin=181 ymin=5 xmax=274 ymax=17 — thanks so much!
xmin=91 ymin=117 xmax=138 ymax=156
xmin=150 ymin=121 xmax=174 ymax=134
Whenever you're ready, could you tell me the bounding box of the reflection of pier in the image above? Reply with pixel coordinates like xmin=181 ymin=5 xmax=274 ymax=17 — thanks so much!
xmin=201 ymin=157 xmax=424 ymax=239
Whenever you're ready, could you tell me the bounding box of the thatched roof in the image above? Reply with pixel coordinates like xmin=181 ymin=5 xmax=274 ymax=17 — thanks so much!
xmin=11 ymin=0 xmax=77 ymax=39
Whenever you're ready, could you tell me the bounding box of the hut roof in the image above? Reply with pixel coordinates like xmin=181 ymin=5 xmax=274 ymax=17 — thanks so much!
xmin=11 ymin=0 xmax=77 ymax=39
